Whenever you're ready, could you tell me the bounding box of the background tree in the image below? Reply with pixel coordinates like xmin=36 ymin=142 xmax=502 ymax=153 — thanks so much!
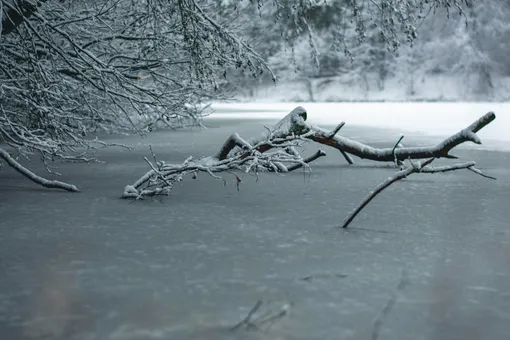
xmin=236 ymin=0 xmax=510 ymax=101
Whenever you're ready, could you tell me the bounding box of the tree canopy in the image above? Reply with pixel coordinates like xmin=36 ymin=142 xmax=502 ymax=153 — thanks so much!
xmin=1 ymin=0 xmax=470 ymax=182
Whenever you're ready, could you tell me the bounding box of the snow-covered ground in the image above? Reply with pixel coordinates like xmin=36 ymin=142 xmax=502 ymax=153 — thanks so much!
xmin=1 ymin=104 xmax=510 ymax=340
xmin=209 ymin=102 xmax=510 ymax=150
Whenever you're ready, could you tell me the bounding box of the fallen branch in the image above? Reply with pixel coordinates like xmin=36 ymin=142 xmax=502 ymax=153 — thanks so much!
xmin=301 ymin=112 xmax=495 ymax=162
xmin=215 ymin=107 xmax=495 ymax=164
xmin=0 ymin=147 xmax=79 ymax=192
xmin=123 ymin=106 xmax=497 ymax=223
xmin=342 ymin=158 xmax=496 ymax=228
xmin=122 ymin=132 xmax=316 ymax=198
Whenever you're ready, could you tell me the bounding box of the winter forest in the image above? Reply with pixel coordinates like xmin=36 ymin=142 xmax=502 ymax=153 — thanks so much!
xmin=1 ymin=1 xmax=510 ymax=340
xmin=238 ymin=0 xmax=510 ymax=102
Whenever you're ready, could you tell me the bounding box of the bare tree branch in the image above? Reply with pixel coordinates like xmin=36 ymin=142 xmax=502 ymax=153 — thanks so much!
xmin=301 ymin=112 xmax=496 ymax=162
xmin=123 ymin=106 xmax=497 ymax=218
xmin=0 ymin=146 xmax=78 ymax=192
xmin=342 ymin=158 xmax=496 ymax=228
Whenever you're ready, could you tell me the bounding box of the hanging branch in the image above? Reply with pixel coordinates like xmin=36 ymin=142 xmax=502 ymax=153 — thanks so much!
xmin=0 ymin=147 xmax=79 ymax=192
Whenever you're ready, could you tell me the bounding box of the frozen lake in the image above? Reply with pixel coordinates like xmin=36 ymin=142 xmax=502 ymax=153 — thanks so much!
xmin=1 ymin=102 xmax=509 ymax=339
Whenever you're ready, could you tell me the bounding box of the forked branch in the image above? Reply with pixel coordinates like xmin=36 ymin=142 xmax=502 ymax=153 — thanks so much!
xmin=342 ymin=158 xmax=496 ymax=228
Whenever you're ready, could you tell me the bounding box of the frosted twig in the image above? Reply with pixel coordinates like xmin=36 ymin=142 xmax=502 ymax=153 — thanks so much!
xmin=467 ymin=166 xmax=497 ymax=180
xmin=286 ymin=150 xmax=326 ymax=172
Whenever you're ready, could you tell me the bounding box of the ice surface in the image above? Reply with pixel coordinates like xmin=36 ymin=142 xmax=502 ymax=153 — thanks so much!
xmin=1 ymin=106 xmax=510 ymax=340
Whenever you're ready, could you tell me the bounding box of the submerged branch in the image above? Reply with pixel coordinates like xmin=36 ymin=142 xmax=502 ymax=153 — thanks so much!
xmin=342 ymin=158 xmax=496 ymax=228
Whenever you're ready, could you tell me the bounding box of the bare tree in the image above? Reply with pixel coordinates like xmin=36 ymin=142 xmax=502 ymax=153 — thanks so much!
xmin=0 ymin=0 xmax=271 ymax=189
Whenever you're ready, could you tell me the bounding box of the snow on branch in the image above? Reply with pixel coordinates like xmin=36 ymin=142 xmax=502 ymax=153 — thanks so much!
xmin=123 ymin=106 xmax=497 ymax=233
xmin=122 ymin=113 xmax=323 ymax=198
xmin=215 ymin=107 xmax=495 ymax=165
xmin=295 ymin=112 xmax=496 ymax=162
xmin=0 ymin=147 xmax=78 ymax=192
xmin=2 ymin=0 xmax=275 ymax=191
xmin=124 ymin=106 xmax=496 ymax=206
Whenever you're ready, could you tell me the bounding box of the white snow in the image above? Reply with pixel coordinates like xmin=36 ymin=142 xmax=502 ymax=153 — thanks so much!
xmin=237 ymin=76 xmax=510 ymax=103
xmin=208 ymin=102 xmax=510 ymax=151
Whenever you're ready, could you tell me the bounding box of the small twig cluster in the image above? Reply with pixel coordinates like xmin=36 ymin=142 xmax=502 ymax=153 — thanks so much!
xmin=230 ymin=300 xmax=292 ymax=333
xmin=122 ymin=116 xmax=327 ymax=199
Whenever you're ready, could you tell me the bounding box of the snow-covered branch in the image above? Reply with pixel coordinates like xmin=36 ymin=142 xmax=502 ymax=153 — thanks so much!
xmin=1 ymin=0 xmax=48 ymax=36
xmin=1 ymin=0 xmax=274 ymax=190
xmin=299 ymin=112 xmax=496 ymax=162
xmin=0 ymin=147 xmax=78 ymax=192
xmin=122 ymin=120 xmax=319 ymax=199
xmin=124 ymin=106 xmax=496 ymax=203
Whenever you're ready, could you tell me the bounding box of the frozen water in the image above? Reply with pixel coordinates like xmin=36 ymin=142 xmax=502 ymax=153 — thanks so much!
xmin=1 ymin=103 xmax=510 ymax=339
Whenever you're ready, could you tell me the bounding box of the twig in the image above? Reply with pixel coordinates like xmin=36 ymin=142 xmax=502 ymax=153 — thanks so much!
xmin=287 ymin=150 xmax=326 ymax=172
xmin=392 ymin=135 xmax=404 ymax=166
xmin=230 ymin=300 xmax=263 ymax=331
xmin=326 ymin=122 xmax=345 ymax=139
xmin=467 ymin=166 xmax=497 ymax=180
xmin=372 ymin=268 xmax=409 ymax=340
xmin=342 ymin=158 xmax=435 ymax=228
